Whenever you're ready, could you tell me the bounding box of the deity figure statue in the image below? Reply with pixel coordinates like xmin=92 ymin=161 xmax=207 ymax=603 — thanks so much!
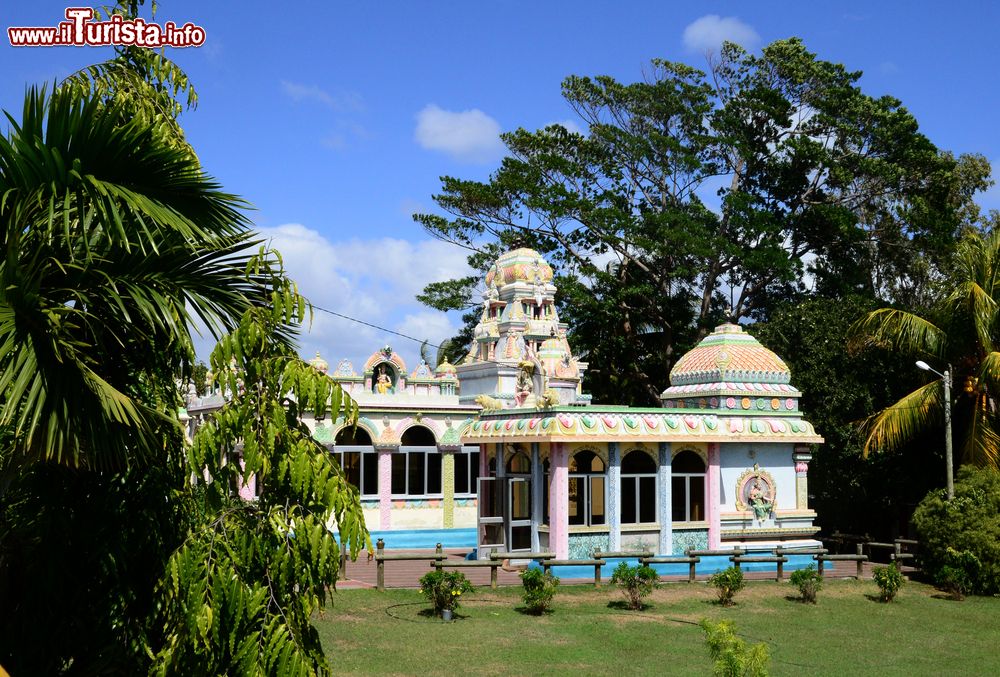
xmin=514 ymin=365 xmax=534 ymax=407
xmin=375 ymin=367 xmax=392 ymax=394
xmin=533 ymin=281 xmax=544 ymax=309
xmin=749 ymin=478 xmax=773 ymax=521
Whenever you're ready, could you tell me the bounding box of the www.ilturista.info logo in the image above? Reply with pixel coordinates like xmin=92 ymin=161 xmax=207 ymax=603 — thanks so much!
xmin=8 ymin=8 xmax=206 ymax=48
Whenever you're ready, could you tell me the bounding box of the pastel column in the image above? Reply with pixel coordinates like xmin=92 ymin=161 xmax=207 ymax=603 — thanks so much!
xmin=658 ymin=442 xmax=672 ymax=555
xmin=531 ymin=443 xmax=543 ymax=551
xmin=548 ymin=442 xmax=569 ymax=559
xmin=793 ymin=446 xmax=812 ymax=510
xmin=441 ymin=449 xmax=455 ymax=528
xmin=377 ymin=448 xmax=393 ymax=530
xmin=608 ymin=442 xmax=621 ymax=551
xmin=707 ymin=442 xmax=721 ymax=548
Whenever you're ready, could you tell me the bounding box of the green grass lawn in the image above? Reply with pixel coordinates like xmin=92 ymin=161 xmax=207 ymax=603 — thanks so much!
xmin=316 ymin=579 xmax=1000 ymax=676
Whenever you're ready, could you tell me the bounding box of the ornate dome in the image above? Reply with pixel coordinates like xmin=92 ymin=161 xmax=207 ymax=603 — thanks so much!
xmin=484 ymin=247 xmax=554 ymax=287
xmin=435 ymin=358 xmax=458 ymax=379
xmin=670 ymin=324 xmax=790 ymax=386
xmin=661 ymin=324 xmax=801 ymax=413
xmin=308 ymin=351 xmax=329 ymax=374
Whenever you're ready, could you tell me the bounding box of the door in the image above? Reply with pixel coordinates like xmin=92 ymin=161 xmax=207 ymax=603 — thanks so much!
xmin=477 ymin=477 xmax=505 ymax=557
xmin=507 ymin=477 xmax=531 ymax=552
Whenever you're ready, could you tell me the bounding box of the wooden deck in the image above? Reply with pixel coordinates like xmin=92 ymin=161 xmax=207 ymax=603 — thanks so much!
xmin=335 ymin=549 xmax=878 ymax=590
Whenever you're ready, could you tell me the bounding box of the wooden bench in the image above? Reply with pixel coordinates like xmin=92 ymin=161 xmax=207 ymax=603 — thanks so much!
xmin=773 ymin=547 xmax=829 ymax=576
xmin=430 ymin=559 xmax=505 ymax=589
xmin=373 ymin=540 xmax=448 ymax=591
xmin=639 ymin=556 xmax=701 ymax=582
xmin=541 ymin=559 xmax=608 ymax=587
xmin=816 ymin=553 xmax=868 ymax=579
xmin=730 ymin=555 xmax=788 ymax=581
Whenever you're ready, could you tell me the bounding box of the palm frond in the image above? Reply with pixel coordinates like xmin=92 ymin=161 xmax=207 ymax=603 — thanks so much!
xmin=960 ymin=390 xmax=1000 ymax=469
xmin=848 ymin=308 xmax=946 ymax=359
xmin=861 ymin=380 xmax=942 ymax=456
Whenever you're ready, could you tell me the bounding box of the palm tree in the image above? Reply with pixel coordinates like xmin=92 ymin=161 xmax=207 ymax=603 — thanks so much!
xmin=851 ymin=228 xmax=1000 ymax=471
xmin=0 ymin=86 xmax=271 ymax=471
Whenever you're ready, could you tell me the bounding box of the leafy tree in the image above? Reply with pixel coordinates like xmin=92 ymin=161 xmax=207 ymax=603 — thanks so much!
xmin=417 ymin=39 xmax=988 ymax=404
xmin=0 ymin=82 xmax=262 ymax=673
xmin=1 ymin=54 xmax=368 ymax=676
xmin=851 ymin=228 xmax=1000 ymax=470
xmin=152 ymin=251 xmax=369 ymax=674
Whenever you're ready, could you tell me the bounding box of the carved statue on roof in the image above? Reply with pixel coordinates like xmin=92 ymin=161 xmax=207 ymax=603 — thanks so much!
xmin=375 ymin=366 xmax=392 ymax=394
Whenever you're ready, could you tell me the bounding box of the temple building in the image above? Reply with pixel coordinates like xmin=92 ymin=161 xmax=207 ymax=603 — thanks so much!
xmin=185 ymin=247 xmax=823 ymax=557
xmin=460 ymin=248 xmax=823 ymax=558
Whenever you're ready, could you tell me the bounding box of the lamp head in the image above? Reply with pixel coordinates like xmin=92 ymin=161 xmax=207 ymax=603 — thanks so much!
xmin=915 ymin=360 xmax=931 ymax=371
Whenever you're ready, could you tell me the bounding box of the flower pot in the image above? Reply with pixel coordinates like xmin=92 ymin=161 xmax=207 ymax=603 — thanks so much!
xmin=442 ymin=609 xmax=454 ymax=621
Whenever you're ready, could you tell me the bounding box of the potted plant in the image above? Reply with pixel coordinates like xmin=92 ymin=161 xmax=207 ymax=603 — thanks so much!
xmin=419 ymin=570 xmax=474 ymax=620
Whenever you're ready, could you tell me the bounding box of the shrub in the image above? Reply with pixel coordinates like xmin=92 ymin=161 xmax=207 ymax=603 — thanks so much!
xmin=936 ymin=548 xmax=981 ymax=600
xmin=609 ymin=561 xmax=659 ymax=609
xmin=418 ymin=570 xmax=474 ymax=616
xmin=520 ymin=567 xmax=559 ymax=614
xmin=912 ymin=466 xmax=1000 ymax=596
xmin=700 ymin=619 xmax=771 ymax=677
xmin=708 ymin=567 xmax=746 ymax=606
xmin=790 ymin=565 xmax=822 ymax=604
xmin=872 ymin=563 xmax=903 ymax=602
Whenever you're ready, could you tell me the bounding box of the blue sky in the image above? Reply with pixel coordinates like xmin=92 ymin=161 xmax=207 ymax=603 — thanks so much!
xmin=3 ymin=1 xmax=1000 ymax=371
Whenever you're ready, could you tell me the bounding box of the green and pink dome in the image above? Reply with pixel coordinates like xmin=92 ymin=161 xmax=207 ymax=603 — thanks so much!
xmin=660 ymin=324 xmax=801 ymax=413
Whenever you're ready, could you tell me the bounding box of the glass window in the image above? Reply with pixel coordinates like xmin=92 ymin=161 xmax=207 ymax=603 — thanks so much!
xmin=672 ymin=450 xmax=706 ymax=522
xmin=332 ymin=448 xmax=378 ymax=497
xmin=391 ymin=449 xmax=446 ymax=498
xmin=453 ymin=449 xmax=480 ymax=496
xmin=569 ymin=450 xmax=606 ymax=526
xmin=621 ymin=450 xmax=656 ymax=524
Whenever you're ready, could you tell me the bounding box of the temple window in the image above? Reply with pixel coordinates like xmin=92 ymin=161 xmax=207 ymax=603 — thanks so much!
xmin=671 ymin=450 xmax=706 ymax=522
xmin=392 ymin=426 xmax=442 ymax=497
xmin=621 ymin=450 xmax=657 ymax=524
xmin=333 ymin=427 xmax=377 ymax=496
xmin=453 ymin=447 xmax=481 ymax=496
xmin=569 ymin=449 xmax=606 ymax=526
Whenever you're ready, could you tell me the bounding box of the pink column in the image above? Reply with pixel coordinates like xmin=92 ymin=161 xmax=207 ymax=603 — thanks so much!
xmin=377 ymin=448 xmax=392 ymax=529
xmin=548 ymin=443 xmax=569 ymax=559
xmin=707 ymin=442 xmax=721 ymax=548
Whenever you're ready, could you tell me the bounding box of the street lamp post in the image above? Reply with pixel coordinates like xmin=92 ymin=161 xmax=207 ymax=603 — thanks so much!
xmin=916 ymin=360 xmax=954 ymax=500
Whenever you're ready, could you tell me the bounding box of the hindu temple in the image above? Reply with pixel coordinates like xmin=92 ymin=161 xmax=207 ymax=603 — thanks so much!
xmin=185 ymin=247 xmax=823 ymax=557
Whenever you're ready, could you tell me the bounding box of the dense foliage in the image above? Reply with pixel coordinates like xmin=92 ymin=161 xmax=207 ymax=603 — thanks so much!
xmin=700 ymin=619 xmax=771 ymax=677
xmin=0 ymin=8 xmax=368 ymax=671
xmin=419 ymin=570 xmax=475 ymax=616
xmin=790 ymin=565 xmax=822 ymax=604
xmin=708 ymin=567 xmax=746 ymax=606
xmin=609 ymin=561 xmax=659 ymax=609
xmin=912 ymin=466 xmax=1000 ymax=596
xmin=872 ymin=563 xmax=904 ymax=602
xmin=520 ymin=567 xmax=559 ymax=614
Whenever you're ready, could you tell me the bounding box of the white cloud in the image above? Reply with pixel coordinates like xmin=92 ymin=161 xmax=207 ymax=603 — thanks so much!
xmin=251 ymin=224 xmax=472 ymax=370
xmin=280 ymin=80 xmax=364 ymax=111
xmin=682 ymin=15 xmax=760 ymax=53
xmin=414 ymin=104 xmax=503 ymax=163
